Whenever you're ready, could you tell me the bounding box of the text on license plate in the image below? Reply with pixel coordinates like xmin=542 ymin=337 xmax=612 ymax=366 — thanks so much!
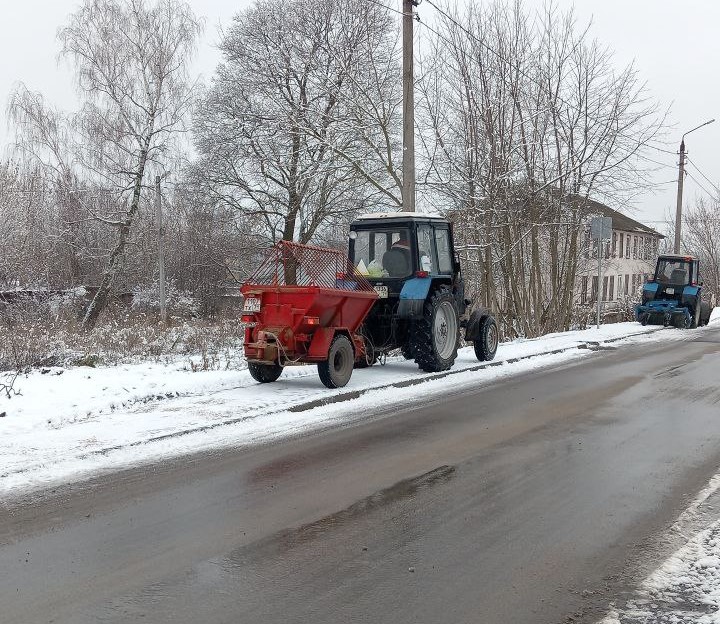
xmin=374 ymin=285 xmax=388 ymax=298
xmin=243 ymin=297 xmax=261 ymax=312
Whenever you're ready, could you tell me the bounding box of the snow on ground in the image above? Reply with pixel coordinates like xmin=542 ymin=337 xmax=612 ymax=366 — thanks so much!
xmin=600 ymin=474 xmax=720 ymax=624
xmin=0 ymin=320 xmax=697 ymax=498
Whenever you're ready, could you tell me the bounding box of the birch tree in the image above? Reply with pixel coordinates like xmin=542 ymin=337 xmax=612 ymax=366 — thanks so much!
xmin=18 ymin=0 xmax=203 ymax=328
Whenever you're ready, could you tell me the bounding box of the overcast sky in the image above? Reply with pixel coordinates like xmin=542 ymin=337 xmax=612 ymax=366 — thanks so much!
xmin=1 ymin=0 xmax=718 ymax=227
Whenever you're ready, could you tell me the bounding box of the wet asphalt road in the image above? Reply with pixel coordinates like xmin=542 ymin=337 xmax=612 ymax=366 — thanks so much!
xmin=3 ymin=328 xmax=720 ymax=624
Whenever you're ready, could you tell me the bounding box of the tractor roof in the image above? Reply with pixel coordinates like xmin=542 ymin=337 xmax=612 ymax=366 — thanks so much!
xmin=353 ymin=211 xmax=447 ymax=224
xmin=658 ymin=253 xmax=699 ymax=262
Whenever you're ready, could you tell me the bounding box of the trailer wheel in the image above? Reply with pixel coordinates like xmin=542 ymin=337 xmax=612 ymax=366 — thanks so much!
xmin=248 ymin=361 xmax=283 ymax=383
xmin=474 ymin=315 xmax=498 ymax=362
xmin=318 ymin=334 xmax=354 ymax=389
xmin=410 ymin=287 xmax=460 ymax=373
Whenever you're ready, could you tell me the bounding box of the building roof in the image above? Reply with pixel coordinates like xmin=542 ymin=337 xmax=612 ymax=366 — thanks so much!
xmin=579 ymin=197 xmax=664 ymax=238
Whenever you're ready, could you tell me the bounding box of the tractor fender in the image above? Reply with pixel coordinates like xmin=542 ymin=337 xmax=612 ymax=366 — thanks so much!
xmin=681 ymin=285 xmax=701 ymax=308
xmin=465 ymin=308 xmax=493 ymax=342
xmin=397 ymin=276 xmax=433 ymax=319
xmin=642 ymin=281 xmax=659 ymax=303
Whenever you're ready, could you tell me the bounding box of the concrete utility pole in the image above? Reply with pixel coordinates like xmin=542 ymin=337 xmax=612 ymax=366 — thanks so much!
xmin=402 ymin=0 xmax=417 ymax=212
xmin=674 ymin=119 xmax=715 ymax=254
xmin=155 ymin=175 xmax=167 ymax=325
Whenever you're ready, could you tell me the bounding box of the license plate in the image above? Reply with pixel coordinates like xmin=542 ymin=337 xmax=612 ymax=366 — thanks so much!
xmin=374 ymin=285 xmax=388 ymax=298
xmin=666 ymin=287 xmax=674 ymax=295
xmin=243 ymin=297 xmax=261 ymax=312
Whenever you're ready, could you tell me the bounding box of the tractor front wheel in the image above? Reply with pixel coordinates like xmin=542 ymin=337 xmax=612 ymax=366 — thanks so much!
xmin=318 ymin=334 xmax=355 ymax=388
xmin=248 ymin=361 xmax=283 ymax=383
xmin=474 ymin=315 xmax=499 ymax=362
xmin=411 ymin=288 xmax=460 ymax=373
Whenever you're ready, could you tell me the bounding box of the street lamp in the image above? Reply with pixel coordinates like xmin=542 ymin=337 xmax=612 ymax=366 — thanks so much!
xmin=674 ymin=118 xmax=715 ymax=253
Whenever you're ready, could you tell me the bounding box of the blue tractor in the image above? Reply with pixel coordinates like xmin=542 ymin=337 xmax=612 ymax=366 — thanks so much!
xmin=348 ymin=212 xmax=498 ymax=371
xmin=636 ymin=254 xmax=712 ymax=328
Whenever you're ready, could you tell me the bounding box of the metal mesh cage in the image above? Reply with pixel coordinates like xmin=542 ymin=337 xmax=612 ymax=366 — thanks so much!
xmin=244 ymin=241 xmax=375 ymax=292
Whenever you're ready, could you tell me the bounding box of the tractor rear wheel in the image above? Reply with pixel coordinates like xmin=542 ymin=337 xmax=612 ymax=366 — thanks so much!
xmin=410 ymin=288 xmax=460 ymax=373
xmin=690 ymin=304 xmax=701 ymax=329
xmin=318 ymin=334 xmax=355 ymax=388
xmin=248 ymin=361 xmax=283 ymax=383
xmin=474 ymin=316 xmax=498 ymax=362
xmin=700 ymin=301 xmax=712 ymax=326
xmin=400 ymin=342 xmax=415 ymax=360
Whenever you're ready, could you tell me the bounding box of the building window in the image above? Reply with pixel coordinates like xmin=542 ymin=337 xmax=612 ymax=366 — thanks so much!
xmin=591 ymin=276 xmax=598 ymax=302
xmin=624 ymin=274 xmax=630 ymax=296
xmin=609 ymin=275 xmax=615 ymax=300
xmin=581 ymin=276 xmax=588 ymax=304
xmin=602 ymin=276 xmax=608 ymax=301
xmin=626 ymin=238 xmax=630 ymax=259
xmin=617 ymin=275 xmax=622 ymax=299
xmin=633 ymin=236 xmax=638 ymax=259
xmin=619 ymin=233 xmax=624 ymax=258
xmin=612 ymin=232 xmax=617 ymax=257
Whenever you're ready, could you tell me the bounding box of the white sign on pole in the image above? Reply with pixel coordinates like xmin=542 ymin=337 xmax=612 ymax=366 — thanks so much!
xmin=590 ymin=216 xmax=612 ymax=241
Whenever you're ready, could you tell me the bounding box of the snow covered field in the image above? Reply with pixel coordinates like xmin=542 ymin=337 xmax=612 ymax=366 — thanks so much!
xmin=2 ymin=314 xmax=720 ymax=620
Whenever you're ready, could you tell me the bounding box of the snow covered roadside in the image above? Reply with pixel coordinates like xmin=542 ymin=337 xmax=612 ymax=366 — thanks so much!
xmin=0 ymin=320 xmax=711 ymax=499
xmin=600 ymin=474 xmax=720 ymax=624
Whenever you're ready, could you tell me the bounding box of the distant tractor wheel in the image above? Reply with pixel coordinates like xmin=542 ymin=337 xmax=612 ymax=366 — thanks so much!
xmin=690 ymin=304 xmax=701 ymax=329
xmin=318 ymin=334 xmax=355 ymax=389
xmin=411 ymin=288 xmax=460 ymax=373
xmin=474 ymin=316 xmax=499 ymax=362
xmin=674 ymin=314 xmax=689 ymax=329
xmin=700 ymin=301 xmax=712 ymax=326
xmin=248 ymin=361 xmax=283 ymax=383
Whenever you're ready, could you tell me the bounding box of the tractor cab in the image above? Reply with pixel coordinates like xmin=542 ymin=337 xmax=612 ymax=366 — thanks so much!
xmin=651 ymin=255 xmax=698 ymax=290
xmin=349 ymin=212 xmax=460 ymax=298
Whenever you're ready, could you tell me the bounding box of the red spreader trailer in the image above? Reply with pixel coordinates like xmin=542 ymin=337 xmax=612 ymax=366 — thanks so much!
xmin=240 ymin=241 xmax=378 ymax=388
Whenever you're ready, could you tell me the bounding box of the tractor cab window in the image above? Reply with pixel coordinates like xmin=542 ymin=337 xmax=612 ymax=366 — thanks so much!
xmin=417 ymin=225 xmax=437 ymax=273
xmin=434 ymin=228 xmax=453 ymax=274
xmin=655 ymin=259 xmax=692 ymax=286
xmin=352 ymin=228 xmax=412 ymax=278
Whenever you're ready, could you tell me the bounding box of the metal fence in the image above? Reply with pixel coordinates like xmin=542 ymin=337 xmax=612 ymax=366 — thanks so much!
xmin=244 ymin=241 xmax=375 ymax=293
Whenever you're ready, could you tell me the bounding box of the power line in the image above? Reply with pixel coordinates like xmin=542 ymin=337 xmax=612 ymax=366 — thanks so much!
xmin=685 ymin=170 xmax=718 ymax=199
xmin=686 ymin=157 xmax=720 ymax=195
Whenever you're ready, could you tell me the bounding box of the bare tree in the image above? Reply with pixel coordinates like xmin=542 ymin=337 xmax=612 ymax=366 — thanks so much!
xmin=11 ymin=0 xmax=202 ymax=328
xmin=418 ymin=1 xmax=665 ymax=337
xmin=683 ymin=196 xmax=720 ymax=302
xmin=193 ymin=0 xmax=401 ymax=247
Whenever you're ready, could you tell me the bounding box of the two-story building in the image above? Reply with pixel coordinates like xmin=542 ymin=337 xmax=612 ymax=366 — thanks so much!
xmin=577 ymin=199 xmax=664 ymax=304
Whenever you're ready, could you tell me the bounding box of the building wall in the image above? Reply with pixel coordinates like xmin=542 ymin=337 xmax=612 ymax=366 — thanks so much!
xmin=578 ymin=228 xmax=661 ymax=304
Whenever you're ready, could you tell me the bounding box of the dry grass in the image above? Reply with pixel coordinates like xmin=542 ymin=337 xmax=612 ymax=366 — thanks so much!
xmin=0 ymin=297 xmax=244 ymax=372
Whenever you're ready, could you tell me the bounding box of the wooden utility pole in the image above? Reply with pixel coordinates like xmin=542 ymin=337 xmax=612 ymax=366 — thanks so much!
xmin=402 ymin=0 xmax=416 ymax=212
xmin=155 ymin=175 xmax=167 ymax=324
